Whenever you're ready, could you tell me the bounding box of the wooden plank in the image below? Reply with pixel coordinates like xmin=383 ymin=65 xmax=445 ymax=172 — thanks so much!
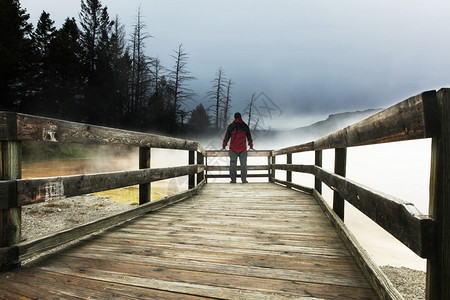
xmin=206 ymin=150 xmax=271 ymax=157
xmin=13 ymin=112 xmax=202 ymax=151
xmin=207 ymin=174 xmax=268 ymax=178
xmin=273 ymin=90 xmax=439 ymax=155
xmin=272 ymin=142 xmax=314 ymax=156
xmin=15 ymin=181 xmax=205 ymax=262
xmin=272 ymin=178 xmax=313 ymax=194
xmin=15 ymin=164 xmax=201 ymax=206
xmin=206 ymin=165 xmax=269 ymax=171
xmin=0 ymin=269 xmax=203 ymax=299
xmin=0 ymin=182 xmax=378 ymax=299
xmin=38 ymin=257 xmax=375 ymax=300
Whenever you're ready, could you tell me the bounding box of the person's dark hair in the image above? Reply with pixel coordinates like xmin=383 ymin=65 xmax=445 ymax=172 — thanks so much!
xmin=234 ymin=112 xmax=241 ymax=119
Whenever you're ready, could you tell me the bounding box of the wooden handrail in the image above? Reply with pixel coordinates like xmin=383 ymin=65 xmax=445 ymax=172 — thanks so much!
xmin=0 ymin=112 xmax=206 ymax=271
xmin=0 ymin=112 xmax=204 ymax=154
xmin=272 ymin=90 xmax=438 ymax=156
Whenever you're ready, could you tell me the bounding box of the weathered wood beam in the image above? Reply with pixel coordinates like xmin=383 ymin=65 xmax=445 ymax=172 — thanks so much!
xmin=286 ymin=153 xmax=292 ymax=183
xmin=206 ymin=165 xmax=269 ymax=171
xmin=427 ymin=88 xmax=450 ymax=299
xmin=313 ymin=165 xmax=434 ymax=258
xmin=196 ymin=152 xmax=204 ymax=184
xmin=206 ymin=174 xmax=269 ymax=179
xmin=205 ymin=150 xmax=271 ymax=157
xmin=274 ymin=163 xmax=434 ymax=258
xmin=189 ymin=151 xmax=195 ymax=189
xmin=315 ymin=150 xmax=323 ymax=194
xmin=272 ymin=90 xmax=439 ymax=156
xmin=0 ymin=112 xmax=201 ymax=151
xmin=0 ymin=141 xmax=21 ymax=271
xmin=139 ymin=147 xmax=151 ymax=205
xmin=272 ymin=178 xmax=313 ymax=194
xmin=333 ymin=148 xmax=347 ymax=220
xmin=11 ymin=165 xmax=202 ymax=207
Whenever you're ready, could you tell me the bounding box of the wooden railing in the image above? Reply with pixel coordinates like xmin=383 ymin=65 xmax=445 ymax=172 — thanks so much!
xmin=204 ymin=150 xmax=271 ymax=180
xmin=1 ymin=88 xmax=449 ymax=299
xmin=268 ymin=89 xmax=449 ymax=300
xmin=0 ymin=112 xmax=205 ymax=270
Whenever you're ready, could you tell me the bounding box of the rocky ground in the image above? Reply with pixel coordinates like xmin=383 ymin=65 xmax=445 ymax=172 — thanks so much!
xmin=21 ymin=195 xmax=425 ymax=300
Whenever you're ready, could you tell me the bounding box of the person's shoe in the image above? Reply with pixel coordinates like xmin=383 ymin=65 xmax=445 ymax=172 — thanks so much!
xmin=242 ymin=180 xmax=248 ymax=183
xmin=230 ymin=180 xmax=236 ymax=183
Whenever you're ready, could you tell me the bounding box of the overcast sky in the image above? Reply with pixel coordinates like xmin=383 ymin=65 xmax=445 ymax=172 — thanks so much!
xmin=21 ymin=0 xmax=450 ymax=129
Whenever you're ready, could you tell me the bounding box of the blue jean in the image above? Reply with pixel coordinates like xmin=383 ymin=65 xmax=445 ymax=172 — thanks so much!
xmin=229 ymin=150 xmax=248 ymax=182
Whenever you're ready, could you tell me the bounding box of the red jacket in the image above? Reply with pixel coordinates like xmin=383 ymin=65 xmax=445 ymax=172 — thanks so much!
xmin=223 ymin=118 xmax=253 ymax=152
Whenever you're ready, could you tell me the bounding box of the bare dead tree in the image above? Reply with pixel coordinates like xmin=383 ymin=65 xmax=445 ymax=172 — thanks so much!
xmin=207 ymin=67 xmax=226 ymax=131
xmin=222 ymin=78 xmax=233 ymax=129
xmin=245 ymin=92 xmax=257 ymax=127
xmin=169 ymin=44 xmax=196 ymax=131
xmin=129 ymin=5 xmax=151 ymax=116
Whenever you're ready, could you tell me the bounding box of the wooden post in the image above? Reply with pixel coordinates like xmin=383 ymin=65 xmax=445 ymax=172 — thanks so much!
xmin=197 ymin=152 xmax=204 ymax=184
xmin=0 ymin=140 xmax=22 ymax=270
xmin=269 ymin=153 xmax=276 ymax=182
xmin=427 ymin=88 xmax=450 ymax=300
xmin=333 ymin=148 xmax=346 ymax=220
xmin=315 ymin=150 xmax=323 ymax=194
xmin=189 ymin=150 xmax=195 ymax=189
xmin=286 ymin=153 xmax=292 ymax=183
xmin=139 ymin=147 xmax=151 ymax=205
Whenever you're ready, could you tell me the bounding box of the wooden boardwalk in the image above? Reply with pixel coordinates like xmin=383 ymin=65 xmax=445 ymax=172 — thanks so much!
xmin=0 ymin=183 xmax=378 ymax=299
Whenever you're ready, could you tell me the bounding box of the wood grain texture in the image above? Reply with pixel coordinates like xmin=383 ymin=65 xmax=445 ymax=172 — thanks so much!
xmin=427 ymin=88 xmax=450 ymax=299
xmin=15 ymin=164 xmax=201 ymax=206
xmin=206 ymin=150 xmax=271 ymax=157
xmin=3 ymin=112 xmax=202 ymax=152
xmin=0 ymin=183 xmax=378 ymax=299
xmin=273 ymin=90 xmax=438 ymax=156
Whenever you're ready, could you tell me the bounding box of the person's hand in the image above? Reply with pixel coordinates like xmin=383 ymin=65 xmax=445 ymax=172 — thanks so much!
xmin=250 ymin=146 xmax=255 ymax=151
xmin=221 ymin=147 xmax=226 ymax=151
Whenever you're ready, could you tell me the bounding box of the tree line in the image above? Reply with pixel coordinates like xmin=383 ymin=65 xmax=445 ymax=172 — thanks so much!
xmin=0 ymin=0 xmax=263 ymax=135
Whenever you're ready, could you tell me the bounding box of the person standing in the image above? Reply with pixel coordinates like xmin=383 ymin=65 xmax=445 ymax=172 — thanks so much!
xmin=222 ymin=112 xmax=254 ymax=183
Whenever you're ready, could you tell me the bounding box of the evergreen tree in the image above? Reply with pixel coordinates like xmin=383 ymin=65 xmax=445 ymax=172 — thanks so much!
xmin=32 ymin=11 xmax=56 ymax=115
xmin=79 ymin=0 xmax=114 ymax=124
xmin=109 ymin=15 xmax=131 ymax=126
xmin=0 ymin=0 xmax=34 ymax=110
xmin=47 ymin=18 xmax=83 ymax=120
xmin=33 ymin=11 xmax=55 ymax=59
xmin=188 ymin=103 xmax=210 ymax=134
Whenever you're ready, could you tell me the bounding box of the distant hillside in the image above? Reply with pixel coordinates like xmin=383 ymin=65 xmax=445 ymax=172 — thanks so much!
xmin=289 ymin=108 xmax=381 ymax=138
xmin=256 ymin=108 xmax=382 ymax=148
